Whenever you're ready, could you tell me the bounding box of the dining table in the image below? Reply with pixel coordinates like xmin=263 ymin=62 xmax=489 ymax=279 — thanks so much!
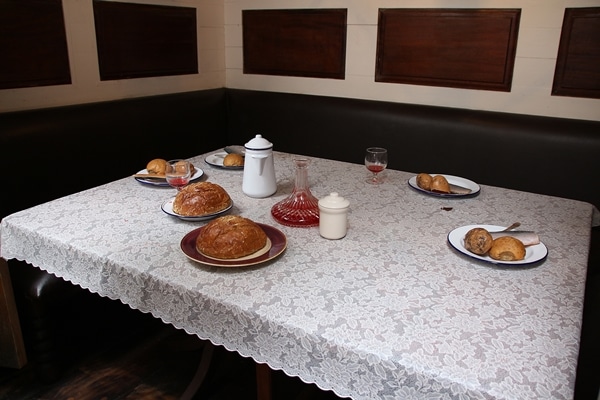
xmin=1 ymin=149 xmax=598 ymax=400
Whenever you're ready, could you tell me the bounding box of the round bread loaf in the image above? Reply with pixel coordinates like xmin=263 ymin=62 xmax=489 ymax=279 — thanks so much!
xmin=416 ymin=173 xmax=433 ymax=190
xmin=489 ymin=236 xmax=526 ymax=261
xmin=464 ymin=227 xmax=493 ymax=255
xmin=146 ymin=158 xmax=167 ymax=175
xmin=223 ymin=153 xmax=244 ymax=167
xmin=196 ymin=215 xmax=267 ymax=259
xmin=172 ymin=182 xmax=231 ymax=216
xmin=431 ymin=175 xmax=450 ymax=193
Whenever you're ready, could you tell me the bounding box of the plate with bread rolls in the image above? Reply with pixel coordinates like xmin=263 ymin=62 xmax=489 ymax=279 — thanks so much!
xmin=409 ymin=173 xmax=480 ymax=198
xmin=448 ymin=224 xmax=548 ymax=266
xmin=180 ymin=216 xmax=287 ymax=267
xmin=135 ymin=158 xmax=203 ymax=187
xmin=205 ymin=152 xmax=244 ymax=170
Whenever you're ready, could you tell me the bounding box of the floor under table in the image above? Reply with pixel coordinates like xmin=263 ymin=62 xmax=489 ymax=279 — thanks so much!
xmin=0 ymin=292 xmax=341 ymax=400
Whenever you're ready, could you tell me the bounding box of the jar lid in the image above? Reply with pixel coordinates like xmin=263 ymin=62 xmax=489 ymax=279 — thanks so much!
xmin=318 ymin=192 xmax=349 ymax=209
xmin=245 ymin=134 xmax=273 ymax=150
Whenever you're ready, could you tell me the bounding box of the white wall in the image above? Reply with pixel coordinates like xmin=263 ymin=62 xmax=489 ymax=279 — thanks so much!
xmin=0 ymin=0 xmax=226 ymax=113
xmin=2 ymin=0 xmax=599 ymax=122
xmin=225 ymin=0 xmax=600 ymax=121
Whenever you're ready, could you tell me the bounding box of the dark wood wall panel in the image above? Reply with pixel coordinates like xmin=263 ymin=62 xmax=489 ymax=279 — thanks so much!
xmin=93 ymin=1 xmax=197 ymax=81
xmin=552 ymin=7 xmax=600 ymax=99
xmin=376 ymin=9 xmax=520 ymax=92
xmin=0 ymin=0 xmax=71 ymax=90
xmin=243 ymin=9 xmax=347 ymax=79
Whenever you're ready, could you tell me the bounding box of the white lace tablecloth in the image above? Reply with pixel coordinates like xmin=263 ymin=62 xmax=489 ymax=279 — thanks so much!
xmin=2 ymin=151 xmax=597 ymax=400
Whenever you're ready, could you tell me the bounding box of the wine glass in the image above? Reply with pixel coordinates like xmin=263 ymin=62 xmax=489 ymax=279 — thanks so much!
xmin=165 ymin=159 xmax=191 ymax=191
xmin=365 ymin=147 xmax=387 ymax=184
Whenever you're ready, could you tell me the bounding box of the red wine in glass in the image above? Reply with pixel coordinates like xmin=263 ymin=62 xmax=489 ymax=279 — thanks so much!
xmin=165 ymin=160 xmax=191 ymax=191
xmin=365 ymin=147 xmax=388 ymax=184
xmin=166 ymin=176 xmax=190 ymax=190
xmin=367 ymin=165 xmax=385 ymax=174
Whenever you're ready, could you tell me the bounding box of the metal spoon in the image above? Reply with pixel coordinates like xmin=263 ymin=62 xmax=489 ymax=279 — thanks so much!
xmin=501 ymin=222 xmax=521 ymax=232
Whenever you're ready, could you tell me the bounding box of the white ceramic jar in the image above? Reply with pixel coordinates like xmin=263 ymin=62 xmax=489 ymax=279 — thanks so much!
xmin=318 ymin=192 xmax=350 ymax=239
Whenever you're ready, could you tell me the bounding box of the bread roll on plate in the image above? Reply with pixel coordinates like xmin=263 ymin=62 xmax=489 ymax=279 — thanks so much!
xmin=489 ymin=236 xmax=526 ymax=261
xmin=146 ymin=159 xmax=167 ymax=175
xmin=416 ymin=173 xmax=433 ymax=191
xmin=223 ymin=153 xmax=244 ymax=167
xmin=464 ymin=227 xmax=493 ymax=255
xmin=431 ymin=175 xmax=450 ymax=193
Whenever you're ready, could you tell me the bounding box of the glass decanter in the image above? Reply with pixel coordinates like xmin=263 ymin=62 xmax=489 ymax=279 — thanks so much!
xmin=271 ymin=158 xmax=320 ymax=227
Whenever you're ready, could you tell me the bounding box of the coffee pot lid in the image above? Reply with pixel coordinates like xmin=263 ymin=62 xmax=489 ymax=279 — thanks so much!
xmin=319 ymin=192 xmax=350 ymax=209
xmin=245 ymin=134 xmax=273 ymax=150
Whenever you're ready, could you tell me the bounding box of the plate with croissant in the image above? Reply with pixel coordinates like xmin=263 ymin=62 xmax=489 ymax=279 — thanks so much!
xmin=408 ymin=173 xmax=480 ymax=198
xmin=448 ymin=224 xmax=548 ymax=266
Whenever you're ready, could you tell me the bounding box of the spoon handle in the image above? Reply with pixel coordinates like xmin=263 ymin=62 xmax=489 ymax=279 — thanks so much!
xmin=501 ymin=222 xmax=521 ymax=232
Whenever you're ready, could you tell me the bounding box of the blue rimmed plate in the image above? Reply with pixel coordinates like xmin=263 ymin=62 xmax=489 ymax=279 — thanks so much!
xmin=161 ymin=198 xmax=232 ymax=221
xmin=204 ymin=152 xmax=244 ymax=170
xmin=408 ymin=174 xmax=480 ymax=198
xmin=448 ymin=224 xmax=548 ymax=266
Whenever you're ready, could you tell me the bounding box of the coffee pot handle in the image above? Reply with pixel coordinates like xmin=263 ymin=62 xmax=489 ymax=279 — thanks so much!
xmin=251 ymin=153 xmax=268 ymax=175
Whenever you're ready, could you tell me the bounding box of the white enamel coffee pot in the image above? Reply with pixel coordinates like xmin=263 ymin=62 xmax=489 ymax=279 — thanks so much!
xmin=242 ymin=134 xmax=277 ymax=198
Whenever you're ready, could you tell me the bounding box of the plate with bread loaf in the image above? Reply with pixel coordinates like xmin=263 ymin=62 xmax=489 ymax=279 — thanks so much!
xmin=135 ymin=159 xmax=203 ymax=187
xmin=161 ymin=182 xmax=233 ymax=221
xmin=180 ymin=216 xmax=287 ymax=267
xmin=205 ymin=152 xmax=244 ymax=170
xmin=409 ymin=173 xmax=480 ymax=198
xmin=448 ymin=224 xmax=548 ymax=266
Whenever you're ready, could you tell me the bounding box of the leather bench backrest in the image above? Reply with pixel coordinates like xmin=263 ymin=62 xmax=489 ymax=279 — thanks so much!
xmin=0 ymin=88 xmax=227 ymax=219
xmin=225 ymin=89 xmax=600 ymax=210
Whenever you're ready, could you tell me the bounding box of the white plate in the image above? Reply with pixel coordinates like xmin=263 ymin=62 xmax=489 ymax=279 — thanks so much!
xmin=135 ymin=167 xmax=203 ymax=187
xmin=448 ymin=224 xmax=548 ymax=266
xmin=204 ymin=152 xmax=244 ymax=170
xmin=161 ymin=198 xmax=233 ymax=221
xmin=408 ymin=174 xmax=480 ymax=198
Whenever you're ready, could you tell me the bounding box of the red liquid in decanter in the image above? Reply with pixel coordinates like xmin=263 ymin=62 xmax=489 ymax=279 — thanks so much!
xmin=271 ymin=158 xmax=320 ymax=227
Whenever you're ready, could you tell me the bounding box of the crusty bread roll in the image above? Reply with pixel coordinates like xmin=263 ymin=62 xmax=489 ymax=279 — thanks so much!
xmin=196 ymin=215 xmax=267 ymax=259
xmin=416 ymin=173 xmax=433 ymax=190
xmin=146 ymin=159 xmax=167 ymax=175
xmin=431 ymin=175 xmax=450 ymax=193
xmin=464 ymin=227 xmax=493 ymax=255
xmin=172 ymin=182 xmax=231 ymax=216
xmin=489 ymin=236 xmax=526 ymax=261
xmin=223 ymin=153 xmax=244 ymax=167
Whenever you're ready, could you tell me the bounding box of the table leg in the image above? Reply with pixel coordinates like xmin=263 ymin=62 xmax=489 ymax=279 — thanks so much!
xmin=256 ymin=363 xmax=272 ymax=400
xmin=179 ymin=341 xmax=215 ymax=400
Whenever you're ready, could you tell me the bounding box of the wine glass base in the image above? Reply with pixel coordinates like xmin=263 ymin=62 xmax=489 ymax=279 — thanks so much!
xmin=366 ymin=176 xmax=383 ymax=184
